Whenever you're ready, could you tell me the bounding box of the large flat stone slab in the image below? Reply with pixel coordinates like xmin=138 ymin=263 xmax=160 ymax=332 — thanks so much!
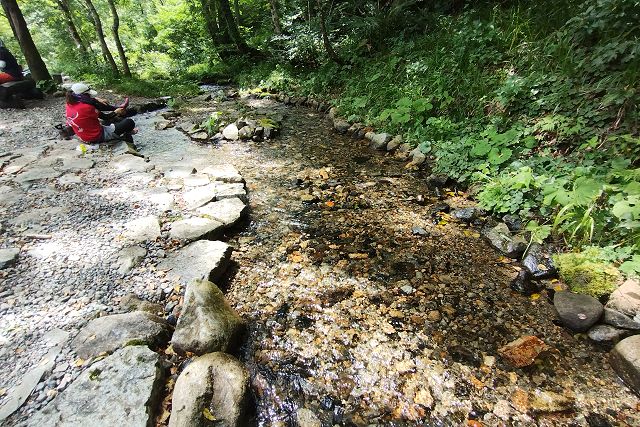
xmin=215 ymin=183 xmax=247 ymax=202
xmin=196 ymin=197 xmax=247 ymax=226
xmin=169 ymin=352 xmax=250 ymax=427
xmin=111 ymin=154 xmax=154 ymax=173
xmin=172 ymin=279 xmax=245 ymax=355
xmin=71 ymin=311 xmax=172 ymax=359
xmin=158 ymin=240 xmax=231 ymax=285
xmin=14 ymin=167 xmax=62 ymax=184
xmin=169 ymin=217 xmax=224 ymax=241
xmin=183 ymin=183 xmax=218 ymax=209
xmin=27 ymin=346 xmax=164 ymax=427
xmin=200 ymin=164 xmax=244 ymax=183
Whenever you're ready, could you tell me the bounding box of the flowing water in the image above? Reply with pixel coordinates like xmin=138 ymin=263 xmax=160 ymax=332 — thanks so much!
xmin=142 ymin=92 xmax=638 ymax=426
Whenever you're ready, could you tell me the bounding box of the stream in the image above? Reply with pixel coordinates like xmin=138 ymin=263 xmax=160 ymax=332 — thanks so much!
xmin=157 ymin=91 xmax=639 ymax=426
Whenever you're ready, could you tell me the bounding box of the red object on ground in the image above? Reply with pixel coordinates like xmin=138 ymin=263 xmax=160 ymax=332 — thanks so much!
xmin=0 ymin=72 xmax=17 ymax=84
xmin=66 ymin=102 xmax=102 ymax=142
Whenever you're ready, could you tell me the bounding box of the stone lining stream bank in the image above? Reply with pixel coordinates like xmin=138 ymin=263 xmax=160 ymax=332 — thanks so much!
xmin=0 ymin=90 xmax=639 ymax=426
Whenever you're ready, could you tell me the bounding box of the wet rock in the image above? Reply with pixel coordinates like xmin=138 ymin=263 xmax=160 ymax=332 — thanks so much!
xmin=115 ymin=246 xmax=147 ymax=275
xmin=554 ymin=291 xmax=603 ymax=332
xmin=297 ymin=408 xmax=322 ymax=427
xmin=196 ymin=197 xmax=247 ymax=226
xmin=158 ymin=240 xmax=231 ymax=286
xmin=606 ymin=279 xmax=640 ymax=320
xmin=588 ymin=325 xmax=628 ymax=343
xmin=408 ymin=149 xmax=426 ymax=166
xmin=603 ymin=308 xmax=640 ymax=330
xmin=498 ymin=335 xmax=547 ymax=368
xmin=223 ymin=123 xmax=239 ymax=140
xmin=426 ymin=174 xmax=449 ymax=188
xmin=333 ymin=119 xmax=350 ymax=134
xmin=431 ymin=203 xmax=450 ymax=215
xmin=371 ymin=133 xmax=392 ymax=150
xmin=510 ymin=270 xmax=541 ymax=296
xmin=482 ymin=222 xmax=527 ymax=258
xmin=451 ymin=207 xmax=483 ymax=223
xmin=609 ymin=335 xmax=640 ymax=394
xmin=28 ymin=346 xmax=164 ymax=427
xmin=190 ymin=131 xmax=209 ymax=141
xmin=530 ymin=390 xmax=575 ymax=413
xmin=412 ymin=226 xmax=428 ymax=236
xmin=71 ymin=311 xmax=172 ymax=359
xmin=169 ymin=217 xmax=224 ymax=241
xmin=503 ymin=214 xmax=523 ymax=232
xmin=0 ymin=247 xmax=19 ymax=269
xmin=169 ymin=352 xmax=249 ymax=427
xmin=328 ymin=107 xmax=338 ymax=119
xmin=123 ymin=216 xmax=161 ymax=243
xmin=522 ymin=243 xmax=557 ymax=279
xmin=172 ymin=279 xmax=244 ymax=355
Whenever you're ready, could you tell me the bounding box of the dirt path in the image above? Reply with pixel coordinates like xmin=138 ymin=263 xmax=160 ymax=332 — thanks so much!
xmin=0 ymin=93 xmax=638 ymax=426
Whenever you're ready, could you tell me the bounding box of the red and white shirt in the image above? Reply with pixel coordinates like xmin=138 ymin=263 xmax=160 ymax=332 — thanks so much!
xmin=66 ymin=102 xmax=102 ymax=142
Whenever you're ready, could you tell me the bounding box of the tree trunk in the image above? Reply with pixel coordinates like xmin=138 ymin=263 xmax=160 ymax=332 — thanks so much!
xmin=83 ymin=0 xmax=119 ymax=74
xmin=233 ymin=0 xmax=239 ymax=27
xmin=0 ymin=0 xmax=51 ymax=81
xmin=316 ymin=0 xmax=342 ymax=65
xmin=216 ymin=0 xmax=249 ymax=53
xmin=106 ymin=0 xmax=131 ymax=77
xmin=268 ymin=0 xmax=282 ymax=35
xmin=55 ymin=0 xmax=88 ymax=54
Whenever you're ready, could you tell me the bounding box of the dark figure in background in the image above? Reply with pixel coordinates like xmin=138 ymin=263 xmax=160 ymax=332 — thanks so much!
xmin=0 ymin=38 xmax=23 ymax=84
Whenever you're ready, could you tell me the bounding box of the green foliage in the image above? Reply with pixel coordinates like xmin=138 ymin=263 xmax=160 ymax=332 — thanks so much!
xmin=553 ymin=249 xmax=621 ymax=297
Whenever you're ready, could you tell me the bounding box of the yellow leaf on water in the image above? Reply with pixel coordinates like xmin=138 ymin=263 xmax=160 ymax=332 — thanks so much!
xmin=530 ymin=293 xmax=541 ymax=300
xmin=203 ymin=408 xmax=217 ymax=421
xmin=446 ymin=191 xmax=456 ymax=196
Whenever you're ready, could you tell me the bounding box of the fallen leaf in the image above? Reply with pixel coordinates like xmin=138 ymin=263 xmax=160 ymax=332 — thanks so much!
xmin=203 ymin=408 xmax=217 ymax=421
xmin=74 ymin=358 xmax=85 ymax=367
xmin=530 ymin=293 xmax=540 ymax=300
xmin=325 ymin=201 xmax=335 ymax=208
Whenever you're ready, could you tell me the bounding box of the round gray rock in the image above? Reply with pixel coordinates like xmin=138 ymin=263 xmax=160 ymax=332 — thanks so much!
xmin=587 ymin=324 xmax=628 ymax=343
xmin=554 ymin=291 xmax=603 ymax=332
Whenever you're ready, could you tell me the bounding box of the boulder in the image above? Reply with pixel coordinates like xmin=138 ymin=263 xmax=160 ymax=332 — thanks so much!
xmin=387 ymin=135 xmax=403 ymax=152
xmin=603 ymin=308 xmax=640 ymax=330
xmin=115 ymin=246 xmax=147 ymax=275
xmin=28 ymin=346 xmax=164 ymax=427
xmin=196 ymin=197 xmax=247 ymax=226
xmin=481 ymin=222 xmax=527 ymax=258
xmin=587 ymin=324 xmax=628 ymax=343
xmin=553 ymin=291 xmax=603 ymax=332
xmin=172 ymin=279 xmax=245 ymax=355
xmin=610 ymin=335 xmax=640 ymax=394
xmin=333 ymin=119 xmax=350 ymax=134
xmin=119 ymin=293 xmax=163 ymax=315
xmin=223 ymin=124 xmax=239 ymax=140
xmin=503 ymin=214 xmax=523 ymax=232
xmin=72 ymin=311 xmax=172 ymax=359
xmin=522 ymin=243 xmax=557 ymax=279
xmin=408 ymin=150 xmax=426 ymax=166
xmin=169 ymin=217 xmax=224 ymax=241
xmin=169 ymin=352 xmax=250 ymax=427
xmin=158 ymin=240 xmax=231 ymax=286
xmin=371 ymin=133 xmax=392 ymax=150
xmin=0 ymin=247 xmax=19 ymax=269
xmin=606 ymin=279 xmax=640 ymax=320
xmin=123 ymin=216 xmax=161 ymax=243
xmin=238 ymin=126 xmax=253 ymax=139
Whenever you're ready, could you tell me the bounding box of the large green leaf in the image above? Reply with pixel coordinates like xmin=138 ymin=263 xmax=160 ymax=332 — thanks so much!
xmin=470 ymin=140 xmax=492 ymax=157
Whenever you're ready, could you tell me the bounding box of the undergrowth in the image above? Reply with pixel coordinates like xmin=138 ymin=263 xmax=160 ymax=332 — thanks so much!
xmin=234 ymin=0 xmax=640 ymax=282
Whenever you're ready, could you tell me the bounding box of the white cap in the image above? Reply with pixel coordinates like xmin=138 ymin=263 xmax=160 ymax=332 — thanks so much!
xmin=71 ymin=82 xmax=97 ymax=96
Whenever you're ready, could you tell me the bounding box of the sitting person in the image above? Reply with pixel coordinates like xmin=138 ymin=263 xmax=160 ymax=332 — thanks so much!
xmin=69 ymin=82 xmax=129 ymax=120
xmin=65 ymin=83 xmax=136 ymax=143
xmin=0 ymin=38 xmax=23 ymax=84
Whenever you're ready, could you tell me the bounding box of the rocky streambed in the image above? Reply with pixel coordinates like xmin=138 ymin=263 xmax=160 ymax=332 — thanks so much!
xmin=0 ymin=89 xmax=638 ymax=426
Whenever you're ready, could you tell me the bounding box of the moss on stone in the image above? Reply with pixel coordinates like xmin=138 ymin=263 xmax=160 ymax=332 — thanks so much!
xmin=553 ymin=249 xmax=620 ymax=298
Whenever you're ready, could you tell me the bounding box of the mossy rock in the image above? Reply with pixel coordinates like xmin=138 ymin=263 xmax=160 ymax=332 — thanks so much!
xmin=553 ymin=249 xmax=620 ymax=298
